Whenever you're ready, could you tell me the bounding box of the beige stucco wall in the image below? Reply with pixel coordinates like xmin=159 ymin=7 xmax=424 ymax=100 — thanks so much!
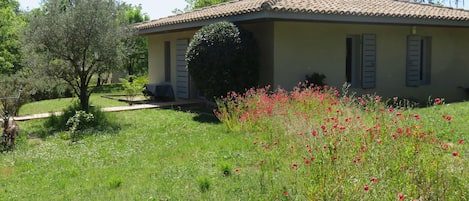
xmin=147 ymin=30 xmax=196 ymax=96
xmin=241 ymin=22 xmax=275 ymax=87
xmin=273 ymin=21 xmax=469 ymax=102
xmin=147 ymin=22 xmax=275 ymax=98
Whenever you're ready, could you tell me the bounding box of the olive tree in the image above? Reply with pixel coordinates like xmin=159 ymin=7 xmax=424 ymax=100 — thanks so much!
xmin=22 ymin=0 xmax=129 ymax=111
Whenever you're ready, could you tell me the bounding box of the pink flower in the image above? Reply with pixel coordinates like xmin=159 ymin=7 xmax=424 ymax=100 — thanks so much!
xmin=334 ymin=90 xmax=339 ymax=96
xmin=370 ymin=177 xmax=378 ymax=184
xmin=459 ymin=139 xmax=464 ymax=144
xmin=284 ymin=191 xmax=289 ymax=195
xmin=434 ymin=98 xmax=442 ymax=105
xmin=398 ymin=193 xmax=405 ymax=200
xmin=453 ymin=152 xmax=459 ymax=157
xmin=364 ymin=185 xmax=370 ymax=191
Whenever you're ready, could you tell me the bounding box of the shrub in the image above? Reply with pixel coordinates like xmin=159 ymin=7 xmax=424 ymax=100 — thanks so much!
xmin=0 ymin=75 xmax=33 ymax=116
xmin=119 ymin=75 xmax=148 ymax=105
xmin=44 ymin=102 xmax=113 ymax=136
xmin=29 ymin=77 xmax=73 ymax=101
xmin=186 ymin=21 xmax=259 ymax=100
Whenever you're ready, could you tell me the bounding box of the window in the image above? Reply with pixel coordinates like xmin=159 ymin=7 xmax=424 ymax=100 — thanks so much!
xmin=164 ymin=41 xmax=171 ymax=82
xmin=406 ymin=36 xmax=431 ymax=86
xmin=345 ymin=34 xmax=376 ymax=89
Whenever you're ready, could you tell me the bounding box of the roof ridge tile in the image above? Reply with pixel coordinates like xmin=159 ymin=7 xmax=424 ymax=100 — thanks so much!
xmin=261 ymin=0 xmax=283 ymax=10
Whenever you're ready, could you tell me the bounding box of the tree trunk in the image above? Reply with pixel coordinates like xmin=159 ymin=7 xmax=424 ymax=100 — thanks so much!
xmin=79 ymin=85 xmax=90 ymax=112
xmin=97 ymin=73 xmax=102 ymax=87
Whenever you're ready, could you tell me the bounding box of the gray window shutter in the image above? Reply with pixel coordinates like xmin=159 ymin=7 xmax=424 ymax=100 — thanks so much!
xmin=361 ymin=34 xmax=376 ymax=89
xmin=175 ymin=39 xmax=190 ymax=99
xmin=406 ymin=36 xmax=422 ymax=87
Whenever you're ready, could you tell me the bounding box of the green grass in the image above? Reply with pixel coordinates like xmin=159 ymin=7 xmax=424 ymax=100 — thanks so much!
xmin=1 ymin=86 xmax=468 ymax=200
xmin=3 ymin=109 xmax=260 ymax=200
xmin=19 ymin=89 xmax=128 ymax=116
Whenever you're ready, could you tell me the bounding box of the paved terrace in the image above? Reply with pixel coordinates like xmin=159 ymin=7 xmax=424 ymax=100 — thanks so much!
xmin=13 ymin=100 xmax=202 ymax=121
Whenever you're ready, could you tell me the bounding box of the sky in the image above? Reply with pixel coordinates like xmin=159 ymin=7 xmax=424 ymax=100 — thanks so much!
xmin=16 ymin=0 xmax=188 ymax=20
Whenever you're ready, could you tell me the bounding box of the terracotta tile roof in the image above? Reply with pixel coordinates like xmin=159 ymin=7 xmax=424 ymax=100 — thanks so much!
xmin=136 ymin=0 xmax=469 ymax=31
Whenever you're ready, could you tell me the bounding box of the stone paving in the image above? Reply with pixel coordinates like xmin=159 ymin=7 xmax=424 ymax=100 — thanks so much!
xmin=13 ymin=99 xmax=202 ymax=121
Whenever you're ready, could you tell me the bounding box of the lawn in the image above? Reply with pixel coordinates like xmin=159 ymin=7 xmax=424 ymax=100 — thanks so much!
xmin=18 ymin=85 xmax=129 ymax=116
xmin=1 ymin=85 xmax=468 ymax=200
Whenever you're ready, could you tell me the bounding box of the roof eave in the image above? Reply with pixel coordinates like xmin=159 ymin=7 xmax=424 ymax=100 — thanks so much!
xmin=138 ymin=11 xmax=469 ymax=35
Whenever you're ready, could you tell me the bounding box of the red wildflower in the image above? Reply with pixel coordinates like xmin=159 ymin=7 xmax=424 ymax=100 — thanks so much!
xmin=321 ymin=125 xmax=327 ymax=132
xmin=370 ymin=177 xmax=378 ymax=184
xmin=398 ymin=193 xmax=405 ymax=200
xmin=312 ymin=130 xmax=318 ymax=137
xmin=310 ymin=157 xmax=315 ymax=161
xmin=442 ymin=115 xmax=452 ymax=121
xmin=453 ymin=152 xmax=459 ymax=157
xmin=305 ymin=160 xmax=311 ymax=165
xmin=291 ymin=163 xmax=298 ymax=169
xmin=284 ymin=191 xmax=289 ymax=195
xmin=434 ymin=98 xmax=442 ymax=105
xmin=364 ymin=185 xmax=370 ymax=191
xmin=413 ymin=114 xmax=421 ymax=121
xmin=235 ymin=169 xmax=240 ymax=173
xmin=459 ymin=139 xmax=464 ymax=144
xmin=273 ymin=142 xmax=278 ymax=145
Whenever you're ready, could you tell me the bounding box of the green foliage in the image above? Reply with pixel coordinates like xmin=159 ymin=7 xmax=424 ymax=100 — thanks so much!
xmin=186 ymin=21 xmax=259 ymax=100
xmin=22 ymin=0 xmax=131 ymax=111
xmin=0 ymin=75 xmax=34 ymax=116
xmin=197 ymin=176 xmax=211 ymax=193
xmin=173 ymin=0 xmax=229 ymax=13
xmin=119 ymin=76 xmax=148 ymax=105
xmin=121 ymin=3 xmax=150 ymax=76
xmin=44 ymin=102 xmax=113 ymax=136
xmin=66 ymin=110 xmax=94 ymax=142
xmin=0 ymin=0 xmax=25 ymax=75
xmin=108 ymin=177 xmax=123 ymax=189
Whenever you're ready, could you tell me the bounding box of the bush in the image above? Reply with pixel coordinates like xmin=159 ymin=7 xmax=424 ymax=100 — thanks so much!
xmin=29 ymin=77 xmax=73 ymax=101
xmin=186 ymin=21 xmax=259 ymax=100
xmin=0 ymin=75 xmax=33 ymax=116
xmin=119 ymin=75 xmax=148 ymax=105
xmin=44 ymin=102 xmax=113 ymax=136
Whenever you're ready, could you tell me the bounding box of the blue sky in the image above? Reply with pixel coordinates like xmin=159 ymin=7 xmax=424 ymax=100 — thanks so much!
xmin=17 ymin=0 xmax=188 ymax=20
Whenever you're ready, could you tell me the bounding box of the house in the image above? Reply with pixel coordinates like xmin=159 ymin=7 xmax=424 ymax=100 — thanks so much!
xmin=136 ymin=0 xmax=469 ymax=103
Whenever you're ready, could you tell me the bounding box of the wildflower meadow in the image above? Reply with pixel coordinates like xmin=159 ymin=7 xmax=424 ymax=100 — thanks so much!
xmin=216 ymin=83 xmax=467 ymax=200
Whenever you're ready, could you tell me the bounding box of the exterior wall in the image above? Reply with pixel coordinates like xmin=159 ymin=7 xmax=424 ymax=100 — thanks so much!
xmin=147 ymin=22 xmax=275 ymax=99
xmin=241 ymin=21 xmax=275 ymax=87
xmin=147 ymin=30 xmax=196 ymax=98
xmin=273 ymin=21 xmax=469 ymax=102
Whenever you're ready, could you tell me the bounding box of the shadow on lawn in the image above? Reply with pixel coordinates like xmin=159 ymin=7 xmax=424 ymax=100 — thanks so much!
xmin=163 ymin=104 xmax=221 ymax=124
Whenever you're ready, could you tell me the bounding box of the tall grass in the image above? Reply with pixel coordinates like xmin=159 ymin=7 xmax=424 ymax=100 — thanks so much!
xmin=216 ymin=84 xmax=467 ymax=200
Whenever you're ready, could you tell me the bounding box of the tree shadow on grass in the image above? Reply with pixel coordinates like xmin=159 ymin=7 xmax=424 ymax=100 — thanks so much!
xmin=162 ymin=104 xmax=221 ymax=124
